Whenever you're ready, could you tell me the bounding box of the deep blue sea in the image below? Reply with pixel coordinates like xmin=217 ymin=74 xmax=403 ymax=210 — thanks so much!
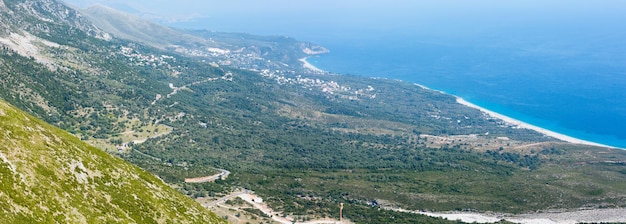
xmin=171 ymin=10 xmax=626 ymax=149
xmin=306 ymin=34 xmax=626 ymax=149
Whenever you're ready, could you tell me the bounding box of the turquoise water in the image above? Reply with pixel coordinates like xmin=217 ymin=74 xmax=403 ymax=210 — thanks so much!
xmin=307 ymin=35 xmax=626 ymax=149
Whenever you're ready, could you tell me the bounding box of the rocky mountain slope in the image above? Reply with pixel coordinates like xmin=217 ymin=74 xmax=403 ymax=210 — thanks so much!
xmin=77 ymin=3 xmax=206 ymax=48
xmin=1 ymin=0 xmax=625 ymax=222
xmin=76 ymin=3 xmax=328 ymax=71
xmin=0 ymin=99 xmax=225 ymax=223
xmin=0 ymin=0 xmax=109 ymax=40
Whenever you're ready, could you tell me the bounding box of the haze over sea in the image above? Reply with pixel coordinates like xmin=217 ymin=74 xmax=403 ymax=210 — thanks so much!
xmin=165 ymin=1 xmax=626 ymax=148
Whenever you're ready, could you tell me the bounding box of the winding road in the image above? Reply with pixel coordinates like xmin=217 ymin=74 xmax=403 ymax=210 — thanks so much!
xmin=185 ymin=168 xmax=230 ymax=183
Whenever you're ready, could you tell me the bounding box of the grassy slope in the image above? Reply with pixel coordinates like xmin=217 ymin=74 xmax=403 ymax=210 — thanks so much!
xmin=0 ymin=100 xmax=225 ymax=223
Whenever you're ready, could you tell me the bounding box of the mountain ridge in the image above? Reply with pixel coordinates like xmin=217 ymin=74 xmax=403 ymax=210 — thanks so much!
xmin=78 ymin=3 xmax=207 ymax=48
xmin=1 ymin=0 xmax=110 ymax=40
xmin=75 ymin=3 xmax=328 ymax=71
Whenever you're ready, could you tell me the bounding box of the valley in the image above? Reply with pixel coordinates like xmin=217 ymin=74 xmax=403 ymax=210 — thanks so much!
xmin=1 ymin=0 xmax=625 ymax=223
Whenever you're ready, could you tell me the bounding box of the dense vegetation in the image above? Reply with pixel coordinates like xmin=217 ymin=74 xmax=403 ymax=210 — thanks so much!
xmin=1 ymin=0 xmax=626 ymax=222
xmin=0 ymin=99 xmax=225 ymax=223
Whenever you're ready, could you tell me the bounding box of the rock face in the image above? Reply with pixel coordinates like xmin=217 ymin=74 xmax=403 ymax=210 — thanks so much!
xmin=0 ymin=100 xmax=225 ymax=223
xmin=0 ymin=0 xmax=110 ymax=39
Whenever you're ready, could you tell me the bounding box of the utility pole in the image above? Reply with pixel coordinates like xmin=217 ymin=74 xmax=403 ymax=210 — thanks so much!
xmin=339 ymin=203 xmax=344 ymax=223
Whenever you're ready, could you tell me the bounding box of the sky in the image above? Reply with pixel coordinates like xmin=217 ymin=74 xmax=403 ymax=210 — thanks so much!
xmin=61 ymin=0 xmax=626 ymax=50
xmin=62 ymin=0 xmax=626 ymax=33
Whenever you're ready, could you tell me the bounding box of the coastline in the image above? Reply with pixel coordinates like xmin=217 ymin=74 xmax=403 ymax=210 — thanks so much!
xmin=414 ymin=83 xmax=613 ymax=148
xmin=299 ymin=57 xmax=325 ymax=73
xmin=304 ymin=64 xmax=614 ymax=148
xmin=455 ymin=97 xmax=614 ymax=148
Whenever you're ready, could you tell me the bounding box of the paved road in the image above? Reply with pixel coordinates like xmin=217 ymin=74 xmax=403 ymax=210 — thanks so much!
xmin=185 ymin=168 xmax=230 ymax=183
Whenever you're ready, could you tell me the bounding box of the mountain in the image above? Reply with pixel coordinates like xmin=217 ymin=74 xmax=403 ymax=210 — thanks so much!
xmin=1 ymin=0 xmax=626 ymax=222
xmin=0 ymin=99 xmax=225 ymax=223
xmin=0 ymin=0 xmax=110 ymax=41
xmin=76 ymin=3 xmax=328 ymax=71
xmin=0 ymin=1 xmax=225 ymax=222
xmin=78 ymin=4 xmax=207 ymax=48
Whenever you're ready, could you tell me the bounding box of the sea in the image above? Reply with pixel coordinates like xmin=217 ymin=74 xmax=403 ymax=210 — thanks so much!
xmin=306 ymin=34 xmax=626 ymax=149
xmin=170 ymin=7 xmax=626 ymax=149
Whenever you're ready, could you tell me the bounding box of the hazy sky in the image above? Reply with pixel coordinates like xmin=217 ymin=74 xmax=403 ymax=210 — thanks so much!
xmin=62 ymin=0 xmax=626 ymax=43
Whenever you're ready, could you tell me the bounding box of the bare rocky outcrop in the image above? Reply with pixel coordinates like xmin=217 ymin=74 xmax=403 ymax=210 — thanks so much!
xmin=0 ymin=0 xmax=110 ymax=40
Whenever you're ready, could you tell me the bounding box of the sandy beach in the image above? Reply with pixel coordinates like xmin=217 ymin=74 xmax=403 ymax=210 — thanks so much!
xmin=299 ymin=57 xmax=325 ymax=73
xmin=414 ymin=83 xmax=611 ymax=147
xmin=455 ymin=97 xmax=614 ymax=148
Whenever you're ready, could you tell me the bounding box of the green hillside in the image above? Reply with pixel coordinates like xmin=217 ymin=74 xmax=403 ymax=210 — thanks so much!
xmin=0 ymin=99 xmax=225 ymax=223
xmin=1 ymin=0 xmax=626 ymax=222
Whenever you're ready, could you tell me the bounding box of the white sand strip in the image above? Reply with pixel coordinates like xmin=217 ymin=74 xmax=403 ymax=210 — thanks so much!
xmin=299 ymin=57 xmax=325 ymax=73
xmin=455 ymin=97 xmax=613 ymax=148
